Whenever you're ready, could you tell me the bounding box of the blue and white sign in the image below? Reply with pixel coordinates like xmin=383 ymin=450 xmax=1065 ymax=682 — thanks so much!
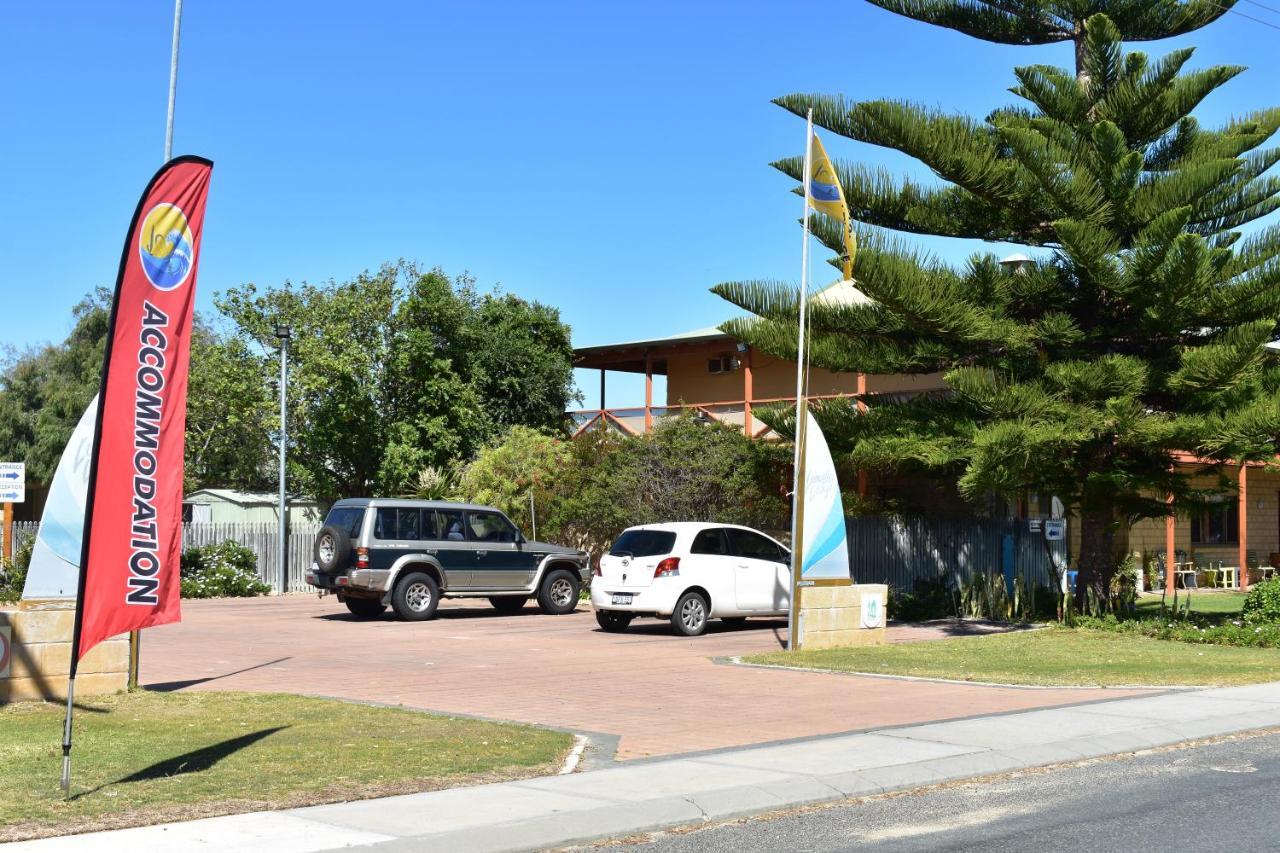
xmin=861 ymin=591 xmax=885 ymax=628
xmin=0 ymin=462 xmax=24 ymax=503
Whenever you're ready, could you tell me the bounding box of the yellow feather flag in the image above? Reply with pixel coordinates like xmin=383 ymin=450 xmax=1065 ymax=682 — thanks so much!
xmin=808 ymin=132 xmax=857 ymax=280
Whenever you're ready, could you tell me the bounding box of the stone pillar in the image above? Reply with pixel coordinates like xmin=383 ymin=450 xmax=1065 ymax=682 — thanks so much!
xmin=0 ymin=602 xmax=128 ymax=703
xmin=795 ymin=584 xmax=887 ymax=650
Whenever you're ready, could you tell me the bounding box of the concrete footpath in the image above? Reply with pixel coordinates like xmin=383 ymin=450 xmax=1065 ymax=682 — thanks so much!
xmin=9 ymin=682 xmax=1280 ymax=853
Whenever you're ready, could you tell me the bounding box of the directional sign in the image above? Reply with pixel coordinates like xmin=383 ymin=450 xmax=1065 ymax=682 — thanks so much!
xmin=0 ymin=462 xmax=24 ymax=503
xmin=1044 ymin=519 xmax=1066 ymax=541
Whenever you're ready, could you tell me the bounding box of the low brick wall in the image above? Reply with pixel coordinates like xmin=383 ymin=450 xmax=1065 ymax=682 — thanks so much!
xmin=797 ymin=584 xmax=887 ymax=650
xmin=0 ymin=602 xmax=128 ymax=703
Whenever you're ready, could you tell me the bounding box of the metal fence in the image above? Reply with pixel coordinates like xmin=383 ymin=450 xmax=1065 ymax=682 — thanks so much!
xmin=3 ymin=521 xmax=319 ymax=594
xmin=6 ymin=515 xmax=1065 ymax=596
xmin=847 ymin=515 xmax=1067 ymax=592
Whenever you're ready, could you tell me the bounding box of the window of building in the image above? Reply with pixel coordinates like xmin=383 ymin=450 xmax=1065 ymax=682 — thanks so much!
xmin=1190 ymin=499 xmax=1240 ymax=545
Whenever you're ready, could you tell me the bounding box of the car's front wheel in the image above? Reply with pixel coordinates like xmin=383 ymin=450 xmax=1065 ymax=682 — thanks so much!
xmin=344 ymin=597 xmax=386 ymax=619
xmin=489 ymin=596 xmax=528 ymax=614
xmin=595 ymin=610 xmax=633 ymax=633
xmin=537 ymin=569 xmax=580 ymax=615
xmin=392 ymin=572 xmax=440 ymax=621
xmin=671 ymin=591 xmax=710 ymax=636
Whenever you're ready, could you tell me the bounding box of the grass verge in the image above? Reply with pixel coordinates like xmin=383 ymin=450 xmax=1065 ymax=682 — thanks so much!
xmin=0 ymin=690 xmax=572 ymax=842
xmin=743 ymin=627 xmax=1280 ymax=688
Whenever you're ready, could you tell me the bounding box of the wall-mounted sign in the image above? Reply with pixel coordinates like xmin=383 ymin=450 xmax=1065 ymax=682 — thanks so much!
xmin=0 ymin=626 xmax=10 ymax=678
xmin=861 ymin=591 xmax=885 ymax=629
xmin=1044 ymin=519 xmax=1066 ymax=541
xmin=0 ymin=462 xmax=23 ymax=503
xmin=1027 ymin=518 xmax=1042 ymax=533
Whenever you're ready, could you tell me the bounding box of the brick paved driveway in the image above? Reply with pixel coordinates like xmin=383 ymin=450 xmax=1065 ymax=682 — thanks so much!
xmin=142 ymin=597 xmax=1149 ymax=760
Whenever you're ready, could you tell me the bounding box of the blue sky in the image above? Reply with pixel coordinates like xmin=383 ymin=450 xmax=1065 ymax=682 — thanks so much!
xmin=2 ymin=1 xmax=1278 ymax=408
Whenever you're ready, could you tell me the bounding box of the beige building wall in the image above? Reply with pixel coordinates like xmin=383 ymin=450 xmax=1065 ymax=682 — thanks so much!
xmin=1126 ymin=468 xmax=1280 ymax=565
xmin=1062 ymin=468 xmax=1280 ymax=569
xmin=664 ymin=348 xmax=947 ymax=407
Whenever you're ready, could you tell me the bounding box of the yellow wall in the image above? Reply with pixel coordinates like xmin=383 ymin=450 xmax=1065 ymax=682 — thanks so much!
xmin=664 ymin=348 xmax=947 ymax=406
xmin=1125 ymin=469 xmax=1280 ymax=564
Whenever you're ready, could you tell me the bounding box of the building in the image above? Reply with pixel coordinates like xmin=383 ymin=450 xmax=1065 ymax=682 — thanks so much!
xmin=182 ymin=489 xmax=323 ymax=526
xmin=571 ymin=283 xmax=1280 ymax=589
xmin=571 ymin=281 xmax=947 ymax=439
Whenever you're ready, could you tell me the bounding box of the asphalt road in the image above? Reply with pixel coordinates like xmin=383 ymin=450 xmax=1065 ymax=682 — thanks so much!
xmin=599 ymin=731 xmax=1280 ymax=852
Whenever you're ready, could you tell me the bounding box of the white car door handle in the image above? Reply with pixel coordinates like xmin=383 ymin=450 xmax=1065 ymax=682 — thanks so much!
xmin=737 ymin=563 xmax=749 ymax=569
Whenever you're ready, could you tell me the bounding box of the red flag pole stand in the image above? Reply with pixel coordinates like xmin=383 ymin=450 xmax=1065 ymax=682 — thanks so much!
xmin=60 ymin=676 xmax=76 ymax=794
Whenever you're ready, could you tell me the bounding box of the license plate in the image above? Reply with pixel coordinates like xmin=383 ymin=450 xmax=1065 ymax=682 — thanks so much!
xmin=611 ymin=594 xmax=633 ymax=605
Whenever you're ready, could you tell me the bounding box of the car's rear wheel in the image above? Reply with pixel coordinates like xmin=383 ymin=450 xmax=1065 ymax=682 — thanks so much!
xmin=595 ymin=610 xmax=633 ymax=633
xmin=489 ymin=596 xmax=528 ymax=614
xmin=537 ymin=569 xmax=580 ymax=615
xmin=344 ymin=597 xmax=386 ymax=619
xmin=671 ymin=591 xmax=709 ymax=636
xmin=392 ymin=572 xmax=440 ymax=621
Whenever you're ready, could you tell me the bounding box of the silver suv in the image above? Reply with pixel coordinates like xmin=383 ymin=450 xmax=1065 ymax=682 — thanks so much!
xmin=306 ymin=498 xmax=590 ymax=621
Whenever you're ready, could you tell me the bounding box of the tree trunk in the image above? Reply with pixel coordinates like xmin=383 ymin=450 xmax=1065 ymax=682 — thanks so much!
xmin=1075 ymin=503 xmax=1114 ymax=614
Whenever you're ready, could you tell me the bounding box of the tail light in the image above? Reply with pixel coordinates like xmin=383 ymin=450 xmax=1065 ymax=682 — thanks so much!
xmin=654 ymin=557 xmax=680 ymax=578
xmin=355 ymin=547 xmax=369 ymax=569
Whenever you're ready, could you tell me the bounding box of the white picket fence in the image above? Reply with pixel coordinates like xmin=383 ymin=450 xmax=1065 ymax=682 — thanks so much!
xmin=182 ymin=523 xmax=320 ymax=594
xmin=3 ymin=521 xmax=319 ymax=594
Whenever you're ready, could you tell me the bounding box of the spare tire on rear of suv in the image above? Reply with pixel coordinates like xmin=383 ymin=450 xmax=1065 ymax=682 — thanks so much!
xmin=314 ymin=525 xmax=352 ymax=573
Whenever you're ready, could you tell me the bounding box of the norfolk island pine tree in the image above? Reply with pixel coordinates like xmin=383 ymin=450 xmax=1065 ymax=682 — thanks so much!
xmin=714 ymin=1 xmax=1280 ymax=613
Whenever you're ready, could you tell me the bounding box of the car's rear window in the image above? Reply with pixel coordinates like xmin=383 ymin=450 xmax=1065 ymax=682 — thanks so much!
xmin=324 ymin=507 xmax=365 ymax=538
xmin=609 ymin=529 xmax=677 ymax=558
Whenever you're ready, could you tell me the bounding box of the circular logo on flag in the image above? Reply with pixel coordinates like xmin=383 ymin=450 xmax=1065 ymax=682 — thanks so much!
xmin=138 ymin=203 xmax=195 ymax=290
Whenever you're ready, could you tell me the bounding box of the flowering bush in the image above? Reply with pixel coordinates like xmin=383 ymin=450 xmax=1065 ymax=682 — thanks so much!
xmin=1241 ymin=579 xmax=1280 ymax=626
xmin=180 ymin=541 xmax=271 ymax=599
xmin=0 ymin=538 xmax=33 ymax=603
xmin=1075 ymin=614 xmax=1280 ymax=648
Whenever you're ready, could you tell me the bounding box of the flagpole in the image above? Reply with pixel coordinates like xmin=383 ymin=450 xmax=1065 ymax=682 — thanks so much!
xmin=65 ymin=0 xmax=186 ymax=794
xmin=788 ymin=109 xmax=814 ymax=652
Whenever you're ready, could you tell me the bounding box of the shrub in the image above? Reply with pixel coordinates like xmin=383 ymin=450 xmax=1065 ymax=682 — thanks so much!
xmin=180 ymin=541 xmax=271 ymax=599
xmin=888 ymin=577 xmax=954 ymax=622
xmin=1076 ymin=614 xmax=1280 ymax=649
xmin=1241 ymin=578 xmax=1280 ymax=625
xmin=0 ymin=537 xmax=34 ymax=603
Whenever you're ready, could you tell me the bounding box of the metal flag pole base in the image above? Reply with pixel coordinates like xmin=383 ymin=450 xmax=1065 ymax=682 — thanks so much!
xmin=60 ymin=677 xmax=76 ymax=794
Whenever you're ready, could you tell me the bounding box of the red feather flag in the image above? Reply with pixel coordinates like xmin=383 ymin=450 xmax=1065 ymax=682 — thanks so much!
xmin=71 ymin=156 xmax=213 ymax=665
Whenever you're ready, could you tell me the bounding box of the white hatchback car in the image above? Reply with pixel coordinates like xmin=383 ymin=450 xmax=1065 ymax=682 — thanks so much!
xmin=590 ymin=522 xmax=792 ymax=636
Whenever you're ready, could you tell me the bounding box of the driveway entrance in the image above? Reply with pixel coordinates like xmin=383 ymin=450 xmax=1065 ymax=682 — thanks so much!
xmin=143 ymin=598 xmax=1149 ymax=760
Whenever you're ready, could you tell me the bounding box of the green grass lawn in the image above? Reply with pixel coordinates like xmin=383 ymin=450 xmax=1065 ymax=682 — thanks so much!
xmin=744 ymin=627 xmax=1280 ymax=688
xmin=1136 ymin=591 xmax=1248 ymax=616
xmin=0 ymin=691 xmax=572 ymax=842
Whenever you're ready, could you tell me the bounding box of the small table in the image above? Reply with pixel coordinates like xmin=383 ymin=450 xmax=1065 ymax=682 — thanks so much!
xmin=1217 ymin=566 xmax=1240 ymax=589
xmin=1173 ymin=565 xmax=1198 ymax=589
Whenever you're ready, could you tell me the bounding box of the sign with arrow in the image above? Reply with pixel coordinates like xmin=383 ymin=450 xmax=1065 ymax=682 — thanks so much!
xmin=0 ymin=462 xmax=25 ymax=503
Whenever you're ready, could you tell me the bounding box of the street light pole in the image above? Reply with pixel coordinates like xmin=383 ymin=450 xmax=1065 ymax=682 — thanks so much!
xmin=274 ymin=324 xmax=292 ymax=593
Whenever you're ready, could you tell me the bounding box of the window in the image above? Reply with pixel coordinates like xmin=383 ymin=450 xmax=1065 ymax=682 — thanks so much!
xmin=727 ymin=528 xmax=787 ymax=563
xmin=690 ymin=528 xmax=730 ymax=556
xmin=324 ymin=507 xmax=366 ymax=538
xmin=1190 ymin=499 xmax=1240 ymax=545
xmin=430 ymin=510 xmax=466 ymax=541
xmin=609 ymin=529 xmax=677 ymax=558
xmin=396 ymin=509 xmax=422 ymax=541
xmin=467 ymin=511 xmax=518 ymax=543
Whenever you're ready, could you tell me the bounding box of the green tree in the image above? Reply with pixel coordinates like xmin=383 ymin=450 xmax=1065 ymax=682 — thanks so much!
xmin=459 ymin=426 xmax=573 ymax=535
xmin=716 ymin=1 xmax=1280 ymax=611
xmin=558 ymin=418 xmax=791 ymax=552
xmin=185 ymin=321 xmax=276 ymax=491
xmin=0 ymin=290 xmax=108 ymax=483
xmin=217 ymin=262 xmax=578 ymax=501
